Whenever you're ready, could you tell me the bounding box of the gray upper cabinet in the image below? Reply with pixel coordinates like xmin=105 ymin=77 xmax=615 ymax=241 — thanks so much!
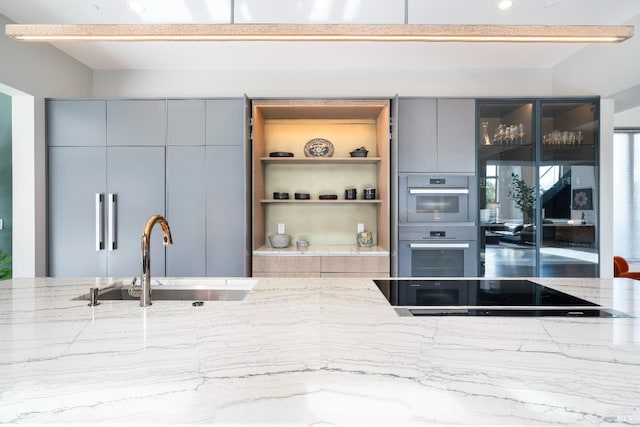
xmin=168 ymin=100 xmax=206 ymax=146
xmin=398 ymin=97 xmax=475 ymax=173
xmin=437 ymin=98 xmax=476 ymax=173
xmin=46 ymin=100 xmax=106 ymax=147
xmin=398 ymin=98 xmax=437 ymax=172
xmin=107 ymin=100 xmax=166 ymax=146
xmin=206 ymin=99 xmax=245 ymax=145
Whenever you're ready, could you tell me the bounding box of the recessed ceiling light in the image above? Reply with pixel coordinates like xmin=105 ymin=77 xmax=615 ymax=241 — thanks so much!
xmin=497 ymin=0 xmax=513 ymax=10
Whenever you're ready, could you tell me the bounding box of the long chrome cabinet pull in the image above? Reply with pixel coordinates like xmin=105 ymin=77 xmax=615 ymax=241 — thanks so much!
xmin=409 ymin=243 xmax=470 ymax=249
xmin=108 ymin=193 xmax=117 ymax=250
xmin=95 ymin=193 xmax=104 ymax=251
xmin=409 ymin=188 xmax=469 ymax=195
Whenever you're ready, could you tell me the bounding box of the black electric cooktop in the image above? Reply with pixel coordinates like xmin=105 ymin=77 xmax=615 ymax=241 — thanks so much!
xmin=374 ymin=279 xmax=632 ymax=318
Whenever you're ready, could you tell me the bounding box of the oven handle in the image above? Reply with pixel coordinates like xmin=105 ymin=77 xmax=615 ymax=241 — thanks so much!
xmin=409 ymin=188 xmax=469 ymax=195
xmin=410 ymin=243 xmax=470 ymax=249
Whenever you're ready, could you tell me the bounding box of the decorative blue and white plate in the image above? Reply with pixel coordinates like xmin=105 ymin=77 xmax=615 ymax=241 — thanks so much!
xmin=304 ymin=138 xmax=334 ymax=157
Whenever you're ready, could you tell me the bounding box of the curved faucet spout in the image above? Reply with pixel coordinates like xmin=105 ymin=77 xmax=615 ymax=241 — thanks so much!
xmin=140 ymin=214 xmax=173 ymax=307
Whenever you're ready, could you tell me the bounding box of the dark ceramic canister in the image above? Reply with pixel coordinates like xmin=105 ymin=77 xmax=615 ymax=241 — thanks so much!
xmin=345 ymin=187 xmax=357 ymax=200
xmin=363 ymin=188 xmax=376 ymax=200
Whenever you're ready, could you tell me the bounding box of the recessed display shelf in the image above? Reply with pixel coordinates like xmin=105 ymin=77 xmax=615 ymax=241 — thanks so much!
xmin=261 ymin=199 xmax=382 ymax=204
xmin=260 ymin=157 xmax=381 ymax=164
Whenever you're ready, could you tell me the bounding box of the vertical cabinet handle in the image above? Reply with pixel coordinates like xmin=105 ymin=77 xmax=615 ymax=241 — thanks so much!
xmin=95 ymin=193 xmax=104 ymax=251
xmin=108 ymin=193 xmax=117 ymax=250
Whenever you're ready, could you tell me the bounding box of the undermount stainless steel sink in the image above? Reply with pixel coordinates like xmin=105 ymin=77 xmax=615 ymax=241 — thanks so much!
xmin=95 ymin=287 xmax=250 ymax=301
xmin=75 ymin=278 xmax=257 ymax=303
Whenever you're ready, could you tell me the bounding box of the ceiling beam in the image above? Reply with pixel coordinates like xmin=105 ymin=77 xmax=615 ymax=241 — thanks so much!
xmin=5 ymin=23 xmax=634 ymax=43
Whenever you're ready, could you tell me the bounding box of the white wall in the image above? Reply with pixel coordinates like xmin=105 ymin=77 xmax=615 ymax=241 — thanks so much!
xmin=615 ymin=105 xmax=640 ymax=128
xmin=552 ymin=14 xmax=640 ymax=101
xmin=1 ymin=13 xmax=93 ymax=277
xmin=599 ymin=100 xmax=615 ymax=277
xmin=93 ymin=68 xmax=553 ymax=98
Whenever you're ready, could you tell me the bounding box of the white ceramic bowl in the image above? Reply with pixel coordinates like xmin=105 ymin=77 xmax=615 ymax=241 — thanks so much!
xmin=268 ymin=234 xmax=290 ymax=248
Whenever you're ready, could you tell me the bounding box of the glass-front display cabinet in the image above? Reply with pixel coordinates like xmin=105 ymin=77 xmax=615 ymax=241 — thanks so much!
xmin=477 ymin=98 xmax=599 ymax=277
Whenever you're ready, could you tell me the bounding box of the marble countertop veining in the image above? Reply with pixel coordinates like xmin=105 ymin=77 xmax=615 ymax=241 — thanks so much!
xmin=0 ymin=276 xmax=639 ymax=426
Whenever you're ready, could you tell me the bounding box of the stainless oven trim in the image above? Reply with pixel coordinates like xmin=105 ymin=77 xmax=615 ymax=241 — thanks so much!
xmin=409 ymin=188 xmax=469 ymax=195
xmin=409 ymin=243 xmax=470 ymax=249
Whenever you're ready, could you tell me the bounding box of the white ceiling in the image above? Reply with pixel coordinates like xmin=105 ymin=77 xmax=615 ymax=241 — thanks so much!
xmin=1 ymin=0 xmax=639 ymax=71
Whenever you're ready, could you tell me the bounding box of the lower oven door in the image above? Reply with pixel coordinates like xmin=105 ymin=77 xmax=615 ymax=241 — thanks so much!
xmin=399 ymin=240 xmax=478 ymax=277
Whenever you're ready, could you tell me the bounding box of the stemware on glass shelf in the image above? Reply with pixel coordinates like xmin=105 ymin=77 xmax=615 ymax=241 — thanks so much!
xmin=483 ymin=122 xmax=526 ymax=145
xmin=542 ymin=130 xmax=584 ymax=145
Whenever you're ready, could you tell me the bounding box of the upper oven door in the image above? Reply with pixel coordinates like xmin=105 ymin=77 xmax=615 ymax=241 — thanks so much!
xmin=403 ymin=175 xmax=470 ymax=222
xmin=407 ymin=188 xmax=469 ymax=222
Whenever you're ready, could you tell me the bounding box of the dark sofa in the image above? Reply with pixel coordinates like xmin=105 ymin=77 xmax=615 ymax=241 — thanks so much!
xmin=495 ymin=221 xmax=555 ymax=245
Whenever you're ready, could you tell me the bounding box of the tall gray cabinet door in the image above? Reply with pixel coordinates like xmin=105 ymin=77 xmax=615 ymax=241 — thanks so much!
xmin=437 ymin=99 xmax=476 ymax=173
xmin=398 ymin=98 xmax=437 ymax=172
xmin=48 ymin=147 xmax=107 ymax=276
xmin=206 ymin=146 xmax=246 ymax=276
xmin=166 ymin=146 xmax=206 ymax=276
xmin=106 ymin=100 xmax=166 ymax=146
xmin=206 ymin=99 xmax=245 ymax=146
xmin=106 ymin=147 xmax=166 ymax=278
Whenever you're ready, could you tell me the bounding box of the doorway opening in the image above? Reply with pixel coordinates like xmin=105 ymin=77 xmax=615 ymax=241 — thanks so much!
xmin=0 ymin=92 xmax=12 ymax=279
xmin=613 ymin=130 xmax=640 ymax=265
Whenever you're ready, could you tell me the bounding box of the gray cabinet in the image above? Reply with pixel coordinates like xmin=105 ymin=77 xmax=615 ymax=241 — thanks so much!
xmin=48 ymin=146 xmax=166 ymax=277
xmin=437 ymin=99 xmax=475 ymax=173
xmin=106 ymin=147 xmax=166 ymax=278
xmin=47 ymin=100 xmax=106 ymax=147
xmin=398 ymin=98 xmax=437 ymax=172
xmin=48 ymin=146 xmax=107 ymax=276
xmin=47 ymin=98 xmax=248 ymax=278
xmin=398 ymin=98 xmax=475 ymax=173
xmin=107 ymin=100 xmax=166 ymax=146
xmin=206 ymin=99 xmax=245 ymax=146
xmin=168 ymin=100 xmax=205 ymax=146
xmin=166 ymin=98 xmax=248 ymax=276
xmin=166 ymin=146 xmax=207 ymax=276
xmin=206 ymin=145 xmax=246 ymax=276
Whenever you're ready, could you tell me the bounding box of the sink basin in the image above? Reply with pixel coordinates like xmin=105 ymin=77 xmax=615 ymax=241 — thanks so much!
xmin=95 ymin=287 xmax=250 ymax=301
xmin=74 ymin=278 xmax=257 ymax=302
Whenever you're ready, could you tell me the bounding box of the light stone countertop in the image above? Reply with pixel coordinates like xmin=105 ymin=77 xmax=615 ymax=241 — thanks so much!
xmin=253 ymin=245 xmax=389 ymax=256
xmin=0 ymin=276 xmax=638 ymax=426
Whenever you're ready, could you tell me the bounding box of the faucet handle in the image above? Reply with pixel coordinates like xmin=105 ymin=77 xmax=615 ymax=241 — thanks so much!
xmin=127 ymin=277 xmax=142 ymax=298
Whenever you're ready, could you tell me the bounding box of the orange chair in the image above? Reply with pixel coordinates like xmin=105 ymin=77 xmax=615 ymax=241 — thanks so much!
xmin=613 ymin=256 xmax=640 ymax=280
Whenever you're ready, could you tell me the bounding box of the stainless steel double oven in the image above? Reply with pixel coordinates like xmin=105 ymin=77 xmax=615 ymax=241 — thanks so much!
xmin=398 ymin=174 xmax=478 ymax=277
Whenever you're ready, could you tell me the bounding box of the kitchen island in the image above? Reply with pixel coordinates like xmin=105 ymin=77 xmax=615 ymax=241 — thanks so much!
xmin=0 ymin=277 xmax=638 ymax=425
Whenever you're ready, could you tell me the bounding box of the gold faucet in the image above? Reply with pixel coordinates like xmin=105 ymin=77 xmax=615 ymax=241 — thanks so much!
xmin=140 ymin=214 xmax=173 ymax=307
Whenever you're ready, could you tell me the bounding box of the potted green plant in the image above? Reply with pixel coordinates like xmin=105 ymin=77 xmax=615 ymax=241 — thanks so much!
xmin=0 ymin=249 xmax=12 ymax=280
xmin=507 ymin=172 xmax=536 ymax=223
